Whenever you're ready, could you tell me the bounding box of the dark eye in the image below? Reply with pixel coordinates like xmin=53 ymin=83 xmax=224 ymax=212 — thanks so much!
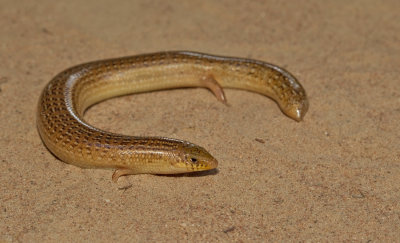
xmin=190 ymin=157 xmax=198 ymax=163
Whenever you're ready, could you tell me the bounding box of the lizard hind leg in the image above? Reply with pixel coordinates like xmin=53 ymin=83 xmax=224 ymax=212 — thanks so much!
xmin=112 ymin=168 xmax=137 ymax=182
xmin=201 ymin=74 xmax=227 ymax=104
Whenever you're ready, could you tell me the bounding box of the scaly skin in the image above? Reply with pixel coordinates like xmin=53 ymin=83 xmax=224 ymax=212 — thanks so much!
xmin=37 ymin=51 xmax=308 ymax=181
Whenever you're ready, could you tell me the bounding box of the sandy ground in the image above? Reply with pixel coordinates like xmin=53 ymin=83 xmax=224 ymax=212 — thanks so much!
xmin=1 ymin=0 xmax=400 ymax=241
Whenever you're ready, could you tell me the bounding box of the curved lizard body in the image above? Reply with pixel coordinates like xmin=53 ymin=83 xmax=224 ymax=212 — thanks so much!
xmin=37 ymin=51 xmax=308 ymax=181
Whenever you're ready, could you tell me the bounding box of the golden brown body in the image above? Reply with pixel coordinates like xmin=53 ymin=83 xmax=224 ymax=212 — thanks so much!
xmin=37 ymin=51 xmax=308 ymax=181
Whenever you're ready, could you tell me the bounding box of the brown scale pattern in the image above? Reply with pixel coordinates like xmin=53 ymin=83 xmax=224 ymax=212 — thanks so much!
xmin=37 ymin=51 xmax=308 ymax=178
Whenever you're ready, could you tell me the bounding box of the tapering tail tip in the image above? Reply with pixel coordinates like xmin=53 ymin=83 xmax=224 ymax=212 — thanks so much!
xmin=286 ymin=100 xmax=309 ymax=122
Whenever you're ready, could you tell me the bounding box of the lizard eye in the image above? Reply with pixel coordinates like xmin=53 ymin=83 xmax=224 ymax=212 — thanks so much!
xmin=190 ymin=157 xmax=198 ymax=163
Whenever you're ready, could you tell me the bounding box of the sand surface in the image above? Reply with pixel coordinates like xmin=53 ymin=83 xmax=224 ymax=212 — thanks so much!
xmin=1 ymin=0 xmax=399 ymax=241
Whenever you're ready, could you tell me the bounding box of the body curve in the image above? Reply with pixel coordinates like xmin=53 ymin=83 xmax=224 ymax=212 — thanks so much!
xmin=37 ymin=51 xmax=308 ymax=180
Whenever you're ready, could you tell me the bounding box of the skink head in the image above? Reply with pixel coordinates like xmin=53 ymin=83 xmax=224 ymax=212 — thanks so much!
xmin=176 ymin=142 xmax=218 ymax=172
